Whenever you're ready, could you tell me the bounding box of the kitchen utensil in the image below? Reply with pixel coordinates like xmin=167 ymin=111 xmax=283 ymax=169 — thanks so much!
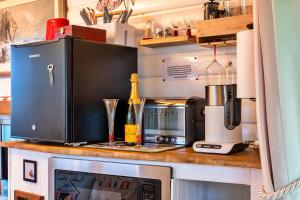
xmin=124 ymin=9 xmax=133 ymax=23
xmin=46 ymin=18 xmax=69 ymax=40
xmin=120 ymin=10 xmax=128 ymax=23
xmin=103 ymin=6 xmax=113 ymax=23
xmin=103 ymin=99 xmax=119 ymax=146
xmin=87 ymin=7 xmax=97 ymax=24
xmin=204 ymin=0 xmax=220 ymax=20
xmin=133 ymin=98 xmax=146 ymax=147
xmin=80 ymin=10 xmax=92 ymax=25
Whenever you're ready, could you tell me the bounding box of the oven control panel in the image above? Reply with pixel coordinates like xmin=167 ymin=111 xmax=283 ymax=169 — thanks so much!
xmin=144 ymin=135 xmax=186 ymax=145
xmin=139 ymin=179 xmax=161 ymax=200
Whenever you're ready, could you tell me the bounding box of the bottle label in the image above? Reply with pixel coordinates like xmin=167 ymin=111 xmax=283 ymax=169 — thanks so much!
xmin=125 ymin=124 xmax=137 ymax=143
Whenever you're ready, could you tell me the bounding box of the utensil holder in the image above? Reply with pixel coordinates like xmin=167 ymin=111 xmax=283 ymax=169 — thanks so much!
xmin=91 ymin=22 xmax=136 ymax=47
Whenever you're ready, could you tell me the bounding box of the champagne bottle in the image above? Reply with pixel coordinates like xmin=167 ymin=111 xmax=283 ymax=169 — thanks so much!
xmin=125 ymin=73 xmax=140 ymax=145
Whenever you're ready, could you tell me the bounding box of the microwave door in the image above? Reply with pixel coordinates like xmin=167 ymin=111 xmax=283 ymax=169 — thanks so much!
xmin=144 ymin=107 xmax=185 ymax=136
xmin=11 ymin=40 xmax=71 ymax=142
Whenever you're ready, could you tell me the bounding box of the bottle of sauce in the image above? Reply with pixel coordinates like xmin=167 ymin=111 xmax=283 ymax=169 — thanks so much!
xmin=125 ymin=73 xmax=140 ymax=145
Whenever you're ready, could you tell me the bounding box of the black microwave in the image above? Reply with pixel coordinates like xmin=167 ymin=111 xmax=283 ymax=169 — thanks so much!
xmin=11 ymin=37 xmax=137 ymax=144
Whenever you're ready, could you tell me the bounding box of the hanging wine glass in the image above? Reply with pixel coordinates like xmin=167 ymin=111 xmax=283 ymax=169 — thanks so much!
xmin=205 ymin=45 xmax=226 ymax=85
xmin=225 ymin=45 xmax=237 ymax=84
xmin=103 ymin=99 xmax=119 ymax=147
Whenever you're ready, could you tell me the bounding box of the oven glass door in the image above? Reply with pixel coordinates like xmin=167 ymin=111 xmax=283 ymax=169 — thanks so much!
xmin=55 ymin=170 xmax=161 ymax=200
xmin=143 ymin=107 xmax=185 ymax=136
xmin=49 ymin=158 xmax=171 ymax=200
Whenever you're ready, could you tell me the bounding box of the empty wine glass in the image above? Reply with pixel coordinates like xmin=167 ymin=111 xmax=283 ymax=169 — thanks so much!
xmin=133 ymin=98 xmax=146 ymax=147
xmin=225 ymin=46 xmax=237 ymax=84
xmin=103 ymin=99 xmax=119 ymax=147
xmin=205 ymin=45 xmax=226 ymax=85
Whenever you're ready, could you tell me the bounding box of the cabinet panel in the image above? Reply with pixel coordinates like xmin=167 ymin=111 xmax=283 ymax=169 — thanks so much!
xmin=171 ymin=179 xmax=250 ymax=200
xmin=9 ymin=149 xmax=51 ymax=200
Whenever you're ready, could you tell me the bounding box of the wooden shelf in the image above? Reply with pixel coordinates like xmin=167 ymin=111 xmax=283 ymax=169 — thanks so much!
xmin=196 ymin=14 xmax=253 ymax=47
xmin=0 ymin=71 xmax=10 ymax=78
xmin=139 ymin=15 xmax=252 ymax=48
xmin=0 ymin=100 xmax=10 ymax=114
xmin=197 ymin=40 xmax=237 ymax=48
xmin=139 ymin=35 xmax=197 ymax=48
xmin=197 ymin=14 xmax=253 ymax=38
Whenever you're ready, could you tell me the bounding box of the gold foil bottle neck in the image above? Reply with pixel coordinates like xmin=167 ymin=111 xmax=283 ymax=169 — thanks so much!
xmin=130 ymin=73 xmax=138 ymax=82
xmin=129 ymin=73 xmax=140 ymax=104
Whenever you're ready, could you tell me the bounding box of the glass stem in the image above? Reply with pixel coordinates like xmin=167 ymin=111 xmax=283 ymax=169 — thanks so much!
xmin=214 ymin=45 xmax=217 ymax=61
xmin=136 ymin=124 xmax=142 ymax=146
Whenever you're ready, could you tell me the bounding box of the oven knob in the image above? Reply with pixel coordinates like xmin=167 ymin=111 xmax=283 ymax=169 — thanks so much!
xmin=165 ymin=137 xmax=169 ymax=142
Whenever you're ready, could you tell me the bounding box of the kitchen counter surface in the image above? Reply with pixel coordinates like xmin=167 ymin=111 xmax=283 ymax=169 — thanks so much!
xmin=0 ymin=141 xmax=261 ymax=169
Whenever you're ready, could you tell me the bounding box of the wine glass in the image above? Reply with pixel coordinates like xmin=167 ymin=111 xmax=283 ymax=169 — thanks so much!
xmin=103 ymin=99 xmax=119 ymax=147
xmin=205 ymin=45 xmax=226 ymax=85
xmin=133 ymin=98 xmax=146 ymax=147
xmin=225 ymin=45 xmax=237 ymax=84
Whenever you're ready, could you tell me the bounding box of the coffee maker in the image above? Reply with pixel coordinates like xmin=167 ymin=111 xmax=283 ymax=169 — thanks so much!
xmin=193 ymin=84 xmax=248 ymax=154
xmin=193 ymin=43 xmax=252 ymax=154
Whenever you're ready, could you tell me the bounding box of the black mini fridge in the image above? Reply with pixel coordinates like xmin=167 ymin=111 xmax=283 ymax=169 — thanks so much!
xmin=11 ymin=37 xmax=137 ymax=144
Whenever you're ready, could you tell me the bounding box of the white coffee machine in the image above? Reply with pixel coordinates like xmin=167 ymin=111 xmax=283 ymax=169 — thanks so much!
xmin=193 ymin=84 xmax=248 ymax=154
xmin=193 ymin=29 xmax=255 ymax=154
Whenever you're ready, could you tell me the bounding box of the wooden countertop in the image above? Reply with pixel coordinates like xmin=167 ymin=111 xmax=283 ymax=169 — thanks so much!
xmin=0 ymin=141 xmax=261 ymax=169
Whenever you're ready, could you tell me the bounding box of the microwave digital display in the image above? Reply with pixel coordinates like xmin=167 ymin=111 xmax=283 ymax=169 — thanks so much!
xmin=55 ymin=170 xmax=161 ymax=200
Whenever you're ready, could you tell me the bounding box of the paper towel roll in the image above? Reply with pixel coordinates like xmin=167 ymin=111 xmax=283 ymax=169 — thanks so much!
xmin=237 ymin=30 xmax=256 ymax=98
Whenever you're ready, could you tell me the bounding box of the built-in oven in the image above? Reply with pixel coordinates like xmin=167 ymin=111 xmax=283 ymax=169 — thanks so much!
xmin=49 ymin=158 xmax=171 ymax=200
